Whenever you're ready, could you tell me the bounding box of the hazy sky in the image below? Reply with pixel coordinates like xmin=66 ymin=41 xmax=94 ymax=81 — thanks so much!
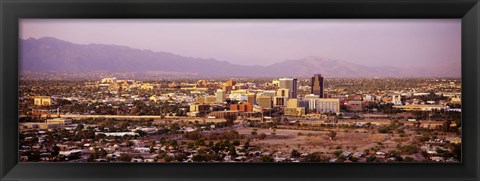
xmin=20 ymin=19 xmax=461 ymax=67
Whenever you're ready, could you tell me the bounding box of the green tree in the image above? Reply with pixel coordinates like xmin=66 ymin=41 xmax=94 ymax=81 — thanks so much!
xmin=291 ymin=149 xmax=301 ymax=158
xmin=225 ymin=114 xmax=238 ymax=126
xmin=51 ymin=145 xmax=60 ymax=157
xmin=119 ymin=154 xmax=132 ymax=162
xmin=229 ymin=146 xmax=237 ymax=157
xmin=75 ymin=124 xmax=84 ymax=131
xmin=304 ymin=152 xmax=327 ymax=162
xmin=261 ymin=155 xmax=274 ymax=162
xmin=259 ymin=133 xmax=267 ymax=140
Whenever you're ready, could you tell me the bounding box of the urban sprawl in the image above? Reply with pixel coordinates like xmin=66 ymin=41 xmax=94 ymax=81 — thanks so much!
xmin=19 ymin=74 xmax=462 ymax=163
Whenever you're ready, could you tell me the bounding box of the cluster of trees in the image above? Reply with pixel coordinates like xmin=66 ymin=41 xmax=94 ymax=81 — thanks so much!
xmin=417 ymin=91 xmax=448 ymax=103
xmin=396 ymin=144 xmax=419 ymax=155
xmin=377 ymin=121 xmax=404 ymax=134
xmin=377 ymin=103 xmax=403 ymax=114
xmin=303 ymin=152 xmax=328 ymax=162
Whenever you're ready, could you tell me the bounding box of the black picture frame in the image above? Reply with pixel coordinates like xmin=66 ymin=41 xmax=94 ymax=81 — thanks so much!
xmin=1 ymin=0 xmax=479 ymax=180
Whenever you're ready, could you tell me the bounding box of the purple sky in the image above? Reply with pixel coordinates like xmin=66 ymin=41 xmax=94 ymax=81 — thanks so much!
xmin=20 ymin=19 xmax=461 ymax=67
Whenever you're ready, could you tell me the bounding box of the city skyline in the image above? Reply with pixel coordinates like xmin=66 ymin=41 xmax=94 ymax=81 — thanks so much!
xmin=20 ymin=19 xmax=460 ymax=68
xmin=19 ymin=75 xmax=462 ymax=163
xmin=18 ymin=20 xmax=462 ymax=163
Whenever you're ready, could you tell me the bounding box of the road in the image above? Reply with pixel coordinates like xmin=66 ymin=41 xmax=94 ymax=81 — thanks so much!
xmin=59 ymin=114 xmax=163 ymax=119
xmin=57 ymin=114 xmax=230 ymax=123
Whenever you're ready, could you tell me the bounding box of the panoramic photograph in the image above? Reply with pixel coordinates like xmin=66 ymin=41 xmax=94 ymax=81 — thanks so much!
xmin=18 ymin=19 xmax=462 ymax=163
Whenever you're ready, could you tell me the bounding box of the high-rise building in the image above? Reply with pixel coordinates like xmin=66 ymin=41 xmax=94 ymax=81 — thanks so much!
xmin=215 ymin=89 xmax=226 ymax=103
xmin=311 ymin=74 xmax=324 ymax=98
xmin=292 ymin=78 xmax=298 ymax=98
xmin=274 ymin=96 xmax=287 ymax=107
xmin=279 ymin=78 xmax=297 ymax=98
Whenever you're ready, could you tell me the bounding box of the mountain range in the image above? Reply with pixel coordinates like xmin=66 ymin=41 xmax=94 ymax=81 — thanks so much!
xmin=20 ymin=37 xmax=461 ymax=78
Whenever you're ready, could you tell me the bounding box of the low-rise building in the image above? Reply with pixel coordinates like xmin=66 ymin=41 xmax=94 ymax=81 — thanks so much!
xmin=284 ymin=107 xmax=305 ymax=117
xmin=34 ymin=96 xmax=51 ymax=106
xmin=230 ymin=102 xmax=253 ymax=112
xmin=257 ymin=95 xmax=272 ymax=109
xmin=208 ymin=110 xmax=240 ymax=118
xmin=46 ymin=118 xmax=72 ymax=125
xmin=393 ymin=105 xmax=448 ymax=111
xmin=347 ymin=101 xmax=365 ymax=112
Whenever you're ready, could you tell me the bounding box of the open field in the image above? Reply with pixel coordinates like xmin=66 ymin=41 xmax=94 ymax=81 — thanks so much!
xmin=236 ymin=126 xmax=414 ymax=157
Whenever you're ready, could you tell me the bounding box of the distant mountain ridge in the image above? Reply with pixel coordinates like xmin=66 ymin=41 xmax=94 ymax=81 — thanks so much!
xmin=20 ymin=37 xmax=461 ymax=78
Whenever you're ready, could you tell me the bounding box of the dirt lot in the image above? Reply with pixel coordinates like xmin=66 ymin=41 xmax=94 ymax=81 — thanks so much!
xmin=235 ymin=126 xmax=415 ymax=156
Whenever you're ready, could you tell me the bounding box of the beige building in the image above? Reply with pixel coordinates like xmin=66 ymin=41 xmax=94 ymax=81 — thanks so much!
xmin=279 ymin=78 xmax=297 ymax=98
xmin=287 ymin=98 xmax=298 ymax=108
xmin=451 ymin=97 xmax=461 ymax=104
xmin=46 ymin=118 xmax=72 ymax=125
xmin=231 ymin=90 xmax=248 ymax=94
xmin=101 ymin=77 xmax=117 ymax=83
xmin=34 ymin=96 xmax=51 ymax=106
xmin=316 ymin=98 xmax=341 ymax=114
xmin=195 ymin=96 xmax=216 ymax=105
xmin=257 ymin=95 xmax=272 ymax=109
xmin=140 ymin=83 xmax=160 ymax=90
xmin=262 ymin=90 xmax=277 ymax=98
xmin=215 ymin=89 xmax=226 ymax=103
xmin=277 ymin=88 xmax=292 ymax=98
xmin=190 ymin=104 xmax=199 ymax=112
xmin=284 ymin=107 xmax=305 ymax=117
xmin=204 ymin=96 xmax=217 ymax=105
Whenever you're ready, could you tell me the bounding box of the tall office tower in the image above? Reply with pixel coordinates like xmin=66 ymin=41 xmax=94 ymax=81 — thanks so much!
xmin=215 ymin=89 xmax=226 ymax=103
xmin=292 ymin=78 xmax=297 ymax=98
xmin=311 ymin=74 xmax=324 ymax=98
xmin=279 ymin=78 xmax=297 ymax=98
